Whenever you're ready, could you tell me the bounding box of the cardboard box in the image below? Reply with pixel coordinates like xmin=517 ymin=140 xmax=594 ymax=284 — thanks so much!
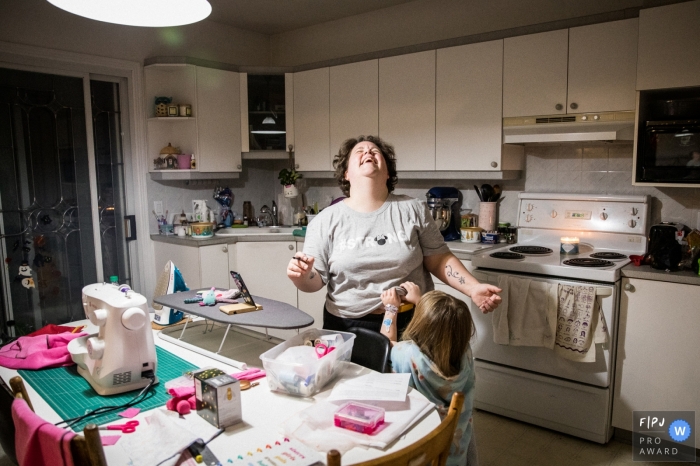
xmin=195 ymin=369 xmax=242 ymax=428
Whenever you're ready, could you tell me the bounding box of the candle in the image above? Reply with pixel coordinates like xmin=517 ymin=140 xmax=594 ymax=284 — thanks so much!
xmin=560 ymin=236 xmax=580 ymax=254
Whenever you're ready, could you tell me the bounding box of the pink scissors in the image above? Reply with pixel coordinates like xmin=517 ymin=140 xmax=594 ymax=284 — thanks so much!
xmin=98 ymin=420 xmax=139 ymax=434
xmin=315 ymin=343 xmax=336 ymax=358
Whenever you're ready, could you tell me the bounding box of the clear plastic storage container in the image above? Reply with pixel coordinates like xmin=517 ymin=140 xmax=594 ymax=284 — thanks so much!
xmin=260 ymin=329 xmax=355 ymax=397
xmin=334 ymin=401 xmax=385 ymax=434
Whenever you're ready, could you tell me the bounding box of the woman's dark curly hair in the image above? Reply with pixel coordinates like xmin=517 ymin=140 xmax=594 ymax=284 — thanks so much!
xmin=333 ymin=135 xmax=398 ymax=197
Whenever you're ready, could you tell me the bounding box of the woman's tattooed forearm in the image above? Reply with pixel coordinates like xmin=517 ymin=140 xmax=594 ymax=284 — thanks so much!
xmin=445 ymin=265 xmax=466 ymax=285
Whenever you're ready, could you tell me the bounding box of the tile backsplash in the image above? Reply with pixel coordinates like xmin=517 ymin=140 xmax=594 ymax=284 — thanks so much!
xmin=148 ymin=144 xmax=700 ymax=234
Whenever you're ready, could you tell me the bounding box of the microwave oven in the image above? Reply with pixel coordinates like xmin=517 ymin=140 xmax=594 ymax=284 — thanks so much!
xmin=635 ymin=87 xmax=700 ymax=184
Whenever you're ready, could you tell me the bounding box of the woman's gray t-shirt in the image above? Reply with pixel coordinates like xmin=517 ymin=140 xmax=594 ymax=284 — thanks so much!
xmin=303 ymin=194 xmax=450 ymax=319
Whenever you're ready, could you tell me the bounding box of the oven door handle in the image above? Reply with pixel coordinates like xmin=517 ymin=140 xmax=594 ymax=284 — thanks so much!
xmin=473 ymin=271 xmax=613 ymax=297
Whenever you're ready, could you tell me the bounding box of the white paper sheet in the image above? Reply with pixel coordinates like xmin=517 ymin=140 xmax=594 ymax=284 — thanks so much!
xmin=327 ymin=373 xmax=410 ymax=402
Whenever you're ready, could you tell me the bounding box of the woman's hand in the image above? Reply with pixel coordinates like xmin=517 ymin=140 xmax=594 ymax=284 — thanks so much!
xmin=469 ymin=284 xmax=502 ymax=313
xmin=400 ymin=282 xmax=421 ymax=305
xmin=381 ymin=288 xmax=401 ymax=309
xmin=287 ymin=254 xmax=315 ymax=279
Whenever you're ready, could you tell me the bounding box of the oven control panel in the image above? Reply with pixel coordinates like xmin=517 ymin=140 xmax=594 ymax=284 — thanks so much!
xmin=518 ymin=198 xmax=649 ymax=234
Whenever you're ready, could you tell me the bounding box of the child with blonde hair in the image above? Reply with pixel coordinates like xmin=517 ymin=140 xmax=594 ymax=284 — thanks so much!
xmin=381 ymin=289 xmax=476 ymax=466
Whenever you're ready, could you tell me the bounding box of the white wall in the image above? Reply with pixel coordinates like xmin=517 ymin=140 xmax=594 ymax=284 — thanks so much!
xmin=269 ymin=0 xmax=642 ymax=66
xmin=0 ymin=0 xmax=270 ymax=67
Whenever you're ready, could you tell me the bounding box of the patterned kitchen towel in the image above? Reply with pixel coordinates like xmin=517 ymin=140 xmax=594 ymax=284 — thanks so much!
xmin=554 ymin=285 xmax=607 ymax=362
xmin=493 ymin=275 xmax=558 ymax=348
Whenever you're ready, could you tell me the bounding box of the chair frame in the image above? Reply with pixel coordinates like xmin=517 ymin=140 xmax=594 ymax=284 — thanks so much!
xmin=347 ymin=326 xmax=392 ymax=373
xmin=10 ymin=376 xmax=107 ymax=466
xmin=327 ymin=391 xmax=465 ymax=466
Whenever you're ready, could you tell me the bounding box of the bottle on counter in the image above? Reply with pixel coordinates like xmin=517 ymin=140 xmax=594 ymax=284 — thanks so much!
xmin=190 ymin=154 xmax=196 ymax=169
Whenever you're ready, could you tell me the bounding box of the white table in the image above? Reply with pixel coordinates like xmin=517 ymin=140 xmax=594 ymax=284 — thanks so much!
xmin=0 ymin=321 xmax=440 ymax=465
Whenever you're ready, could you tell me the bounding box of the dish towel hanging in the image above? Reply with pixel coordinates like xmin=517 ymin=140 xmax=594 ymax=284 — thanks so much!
xmin=554 ymin=285 xmax=607 ymax=362
xmin=493 ymin=275 xmax=558 ymax=348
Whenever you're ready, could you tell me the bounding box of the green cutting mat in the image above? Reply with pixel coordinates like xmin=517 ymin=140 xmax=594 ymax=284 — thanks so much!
xmin=18 ymin=346 xmax=198 ymax=431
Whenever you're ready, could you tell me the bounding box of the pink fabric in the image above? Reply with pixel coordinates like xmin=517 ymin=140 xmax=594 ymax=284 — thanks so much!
xmin=12 ymin=398 xmax=75 ymax=466
xmin=231 ymin=368 xmax=266 ymax=381
xmin=119 ymin=408 xmax=140 ymax=419
xmin=0 ymin=333 xmax=86 ymax=370
xmin=167 ymin=386 xmax=195 ymax=398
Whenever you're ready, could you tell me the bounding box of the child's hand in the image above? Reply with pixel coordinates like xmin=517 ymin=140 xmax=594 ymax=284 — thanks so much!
xmin=381 ymin=288 xmax=401 ymax=309
xmin=400 ymin=282 xmax=421 ymax=305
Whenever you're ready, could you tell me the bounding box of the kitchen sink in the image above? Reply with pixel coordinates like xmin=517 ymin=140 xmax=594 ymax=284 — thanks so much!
xmin=215 ymin=226 xmax=297 ymax=236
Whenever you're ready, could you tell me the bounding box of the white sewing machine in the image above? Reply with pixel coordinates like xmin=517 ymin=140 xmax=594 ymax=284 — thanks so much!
xmin=68 ymin=283 xmax=158 ymax=395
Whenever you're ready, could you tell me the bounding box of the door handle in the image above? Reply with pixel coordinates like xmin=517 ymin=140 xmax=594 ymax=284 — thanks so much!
xmin=124 ymin=215 xmax=137 ymax=241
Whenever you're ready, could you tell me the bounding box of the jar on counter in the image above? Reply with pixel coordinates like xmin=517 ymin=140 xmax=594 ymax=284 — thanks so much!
xmin=497 ymin=222 xmax=510 ymax=243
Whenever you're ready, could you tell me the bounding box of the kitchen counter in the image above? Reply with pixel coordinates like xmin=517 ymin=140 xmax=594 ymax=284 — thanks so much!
xmin=621 ymin=263 xmax=700 ymax=286
xmin=150 ymin=233 xmax=493 ymax=259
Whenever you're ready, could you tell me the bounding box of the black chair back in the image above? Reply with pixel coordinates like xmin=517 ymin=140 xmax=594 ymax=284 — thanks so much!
xmin=347 ymin=327 xmax=391 ymax=373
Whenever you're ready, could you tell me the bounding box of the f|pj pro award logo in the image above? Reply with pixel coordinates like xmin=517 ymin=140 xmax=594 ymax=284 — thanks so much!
xmin=633 ymin=411 xmax=696 ymax=462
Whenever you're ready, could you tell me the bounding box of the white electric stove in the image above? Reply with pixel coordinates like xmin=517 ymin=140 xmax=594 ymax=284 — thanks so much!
xmin=467 ymin=193 xmax=650 ymax=444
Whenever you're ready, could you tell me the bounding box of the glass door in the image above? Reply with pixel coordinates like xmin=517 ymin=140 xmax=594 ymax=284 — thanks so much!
xmin=0 ymin=67 xmax=133 ymax=337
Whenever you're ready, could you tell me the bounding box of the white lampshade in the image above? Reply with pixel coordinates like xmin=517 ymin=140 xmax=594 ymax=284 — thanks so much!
xmin=262 ymin=116 xmax=276 ymax=125
xmin=47 ymin=0 xmax=212 ymax=27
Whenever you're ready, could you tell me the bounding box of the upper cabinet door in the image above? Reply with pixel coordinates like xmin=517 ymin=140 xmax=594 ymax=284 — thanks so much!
xmin=379 ymin=50 xmax=436 ymax=171
xmin=568 ymin=19 xmax=638 ymax=113
xmin=503 ymin=29 xmax=569 ymax=117
xmin=436 ymin=40 xmax=503 ymax=171
xmin=330 ymin=60 xmax=378 ymax=159
xmin=637 ymin=0 xmax=700 ymax=90
xmin=293 ymin=68 xmax=331 ymax=171
xmin=196 ymin=67 xmax=242 ymax=172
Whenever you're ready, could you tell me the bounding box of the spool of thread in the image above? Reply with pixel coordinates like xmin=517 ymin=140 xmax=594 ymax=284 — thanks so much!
xmin=303 ymin=339 xmax=313 ymax=347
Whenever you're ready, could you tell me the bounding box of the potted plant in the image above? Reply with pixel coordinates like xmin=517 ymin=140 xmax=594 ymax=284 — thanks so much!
xmin=278 ymin=168 xmax=302 ymax=198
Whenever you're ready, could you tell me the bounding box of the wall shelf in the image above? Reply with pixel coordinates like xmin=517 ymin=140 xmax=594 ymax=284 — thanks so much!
xmin=150 ymin=170 xmax=240 ymax=181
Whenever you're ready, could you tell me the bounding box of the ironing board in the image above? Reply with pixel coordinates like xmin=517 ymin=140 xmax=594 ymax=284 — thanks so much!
xmin=153 ymin=291 xmax=314 ymax=368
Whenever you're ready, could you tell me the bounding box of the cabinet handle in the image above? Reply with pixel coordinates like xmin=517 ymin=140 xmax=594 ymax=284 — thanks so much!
xmin=222 ymin=246 xmax=228 ymax=253
xmin=288 ymin=244 xmax=294 ymax=250
xmin=570 ymin=103 xmax=578 ymax=110
xmin=624 ymin=283 xmax=634 ymax=292
xmin=490 ymin=161 xmax=498 ymax=168
xmin=555 ymin=103 xmax=563 ymax=111
xmin=236 ymin=164 xmax=242 ymax=169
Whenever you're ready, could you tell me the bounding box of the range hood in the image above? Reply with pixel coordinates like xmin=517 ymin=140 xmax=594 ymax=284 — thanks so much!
xmin=503 ymin=111 xmax=635 ymax=143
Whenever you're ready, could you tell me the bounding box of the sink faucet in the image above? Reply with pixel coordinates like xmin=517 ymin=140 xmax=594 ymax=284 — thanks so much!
xmin=271 ymin=201 xmax=279 ymax=226
xmin=259 ymin=203 xmax=279 ymax=227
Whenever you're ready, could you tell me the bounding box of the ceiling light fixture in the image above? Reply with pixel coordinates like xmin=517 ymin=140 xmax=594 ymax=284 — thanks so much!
xmin=46 ymin=0 xmax=212 ymax=27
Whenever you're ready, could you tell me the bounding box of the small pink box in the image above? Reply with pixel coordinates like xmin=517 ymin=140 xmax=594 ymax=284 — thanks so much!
xmin=334 ymin=402 xmax=385 ymax=434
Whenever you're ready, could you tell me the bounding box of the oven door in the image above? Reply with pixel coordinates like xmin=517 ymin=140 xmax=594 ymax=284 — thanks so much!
xmin=465 ymin=269 xmax=618 ymax=388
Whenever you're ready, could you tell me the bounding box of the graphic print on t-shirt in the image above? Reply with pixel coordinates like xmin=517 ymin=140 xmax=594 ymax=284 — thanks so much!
xmin=336 ymin=230 xmax=409 ymax=251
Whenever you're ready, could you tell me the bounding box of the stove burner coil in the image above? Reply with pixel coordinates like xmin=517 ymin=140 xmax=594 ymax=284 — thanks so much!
xmin=563 ymin=258 xmax=614 ymax=268
xmin=490 ymin=252 xmax=525 ymax=260
xmin=509 ymin=246 xmax=553 ymax=255
xmin=589 ymin=252 xmax=627 ymax=260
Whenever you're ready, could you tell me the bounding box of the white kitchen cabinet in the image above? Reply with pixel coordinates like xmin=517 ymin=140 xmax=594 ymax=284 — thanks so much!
xmin=504 ymin=20 xmax=637 ymax=117
xmin=145 ymin=64 xmax=242 ymax=177
xmin=612 ymin=277 xmax=700 ymax=444
xmin=503 ymin=29 xmax=569 ymax=118
xmin=379 ymin=51 xmax=436 ymax=171
xmin=230 ymin=241 xmax=300 ymax=340
xmin=152 ymin=242 xmax=230 ymax=290
xmin=330 ymin=60 xmax=378 ymax=158
xmin=436 ymin=40 xmax=512 ymax=171
xmin=295 ymin=242 xmax=326 ymax=331
xmin=637 ymin=0 xmax=700 ymax=90
xmin=293 ymin=68 xmax=331 ymax=171
xmin=567 ymin=19 xmax=638 ymax=113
